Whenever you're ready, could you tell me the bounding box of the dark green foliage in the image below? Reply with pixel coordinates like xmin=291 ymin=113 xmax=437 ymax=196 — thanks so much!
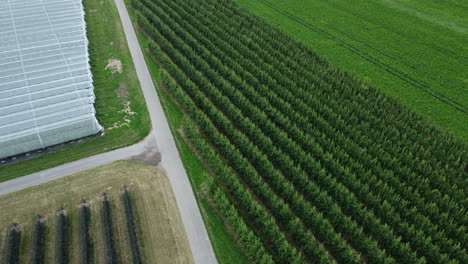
xmin=3 ymin=224 xmax=21 ymax=264
xmin=132 ymin=0 xmax=468 ymax=263
xmin=121 ymin=189 xmax=142 ymax=264
xmin=79 ymin=201 xmax=93 ymax=264
xmin=56 ymin=209 xmax=69 ymax=264
xmin=101 ymin=194 xmax=118 ymax=264
xmin=30 ymin=216 xmax=46 ymax=264
xmin=205 ymin=173 xmax=276 ymax=264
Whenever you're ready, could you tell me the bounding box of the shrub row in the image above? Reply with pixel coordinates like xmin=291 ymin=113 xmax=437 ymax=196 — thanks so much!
xmin=102 ymin=194 xmax=118 ymax=264
xmin=4 ymin=224 xmax=21 ymax=264
xmin=203 ymin=173 xmax=275 ymax=264
xmin=56 ymin=209 xmax=69 ymax=264
xmin=79 ymin=201 xmax=93 ymax=264
xmin=121 ymin=190 xmax=142 ymax=264
xmin=30 ymin=216 xmax=46 ymax=264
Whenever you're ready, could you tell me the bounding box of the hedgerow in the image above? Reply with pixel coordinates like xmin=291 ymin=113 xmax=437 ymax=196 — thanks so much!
xmin=204 ymin=175 xmax=276 ymax=264
xmin=56 ymin=209 xmax=69 ymax=264
xmin=102 ymin=194 xmax=118 ymax=264
xmin=4 ymin=223 xmax=21 ymax=264
xmin=79 ymin=201 xmax=93 ymax=264
xmin=121 ymin=189 xmax=142 ymax=264
xmin=30 ymin=215 xmax=46 ymax=264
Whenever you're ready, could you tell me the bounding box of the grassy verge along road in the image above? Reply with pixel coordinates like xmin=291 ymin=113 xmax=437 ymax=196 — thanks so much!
xmin=0 ymin=161 xmax=194 ymax=264
xmin=236 ymin=0 xmax=468 ymax=141
xmin=0 ymin=0 xmax=150 ymax=182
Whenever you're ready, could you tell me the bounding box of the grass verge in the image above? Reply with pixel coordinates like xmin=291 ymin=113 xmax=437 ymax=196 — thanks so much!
xmin=0 ymin=0 xmax=151 ymax=182
xmin=0 ymin=161 xmax=193 ymax=264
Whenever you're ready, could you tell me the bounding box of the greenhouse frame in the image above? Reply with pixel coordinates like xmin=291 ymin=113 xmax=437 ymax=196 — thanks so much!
xmin=0 ymin=0 xmax=101 ymax=159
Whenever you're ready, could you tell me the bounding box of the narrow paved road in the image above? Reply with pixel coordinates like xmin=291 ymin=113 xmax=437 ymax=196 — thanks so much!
xmin=0 ymin=0 xmax=218 ymax=263
xmin=0 ymin=137 xmax=149 ymax=195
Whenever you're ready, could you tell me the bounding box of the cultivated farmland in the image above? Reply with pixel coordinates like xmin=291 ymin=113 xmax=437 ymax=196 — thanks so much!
xmin=130 ymin=0 xmax=468 ymax=263
xmin=235 ymin=0 xmax=468 ymax=141
xmin=0 ymin=161 xmax=193 ymax=264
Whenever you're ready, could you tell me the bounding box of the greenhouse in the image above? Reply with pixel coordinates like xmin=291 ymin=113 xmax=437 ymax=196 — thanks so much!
xmin=0 ymin=0 xmax=101 ymax=159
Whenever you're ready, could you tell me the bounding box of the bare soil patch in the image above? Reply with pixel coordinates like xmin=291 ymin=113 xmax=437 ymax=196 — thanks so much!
xmin=105 ymin=59 xmax=123 ymax=73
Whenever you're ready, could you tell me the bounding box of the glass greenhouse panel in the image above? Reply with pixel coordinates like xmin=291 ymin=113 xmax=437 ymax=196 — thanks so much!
xmin=0 ymin=0 xmax=101 ymax=159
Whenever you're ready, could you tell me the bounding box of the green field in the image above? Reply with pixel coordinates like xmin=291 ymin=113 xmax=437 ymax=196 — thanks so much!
xmin=235 ymin=0 xmax=468 ymax=141
xmin=0 ymin=161 xmax=193 ymax=263
xmin=0 ymin=0 xmax=150 ymax=182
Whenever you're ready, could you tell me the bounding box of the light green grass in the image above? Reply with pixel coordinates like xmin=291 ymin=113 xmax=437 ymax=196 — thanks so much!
xmin=235 ymin=0 xmax=468 ymax=141
xmin=125 ymin=1 xmax=250 ymax=263
xmin=0 ymin=0 xmax=151 ymax=182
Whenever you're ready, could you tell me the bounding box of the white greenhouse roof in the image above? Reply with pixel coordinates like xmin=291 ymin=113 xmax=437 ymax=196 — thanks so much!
xmin=0 ymin=0 xmax=101 ymax=159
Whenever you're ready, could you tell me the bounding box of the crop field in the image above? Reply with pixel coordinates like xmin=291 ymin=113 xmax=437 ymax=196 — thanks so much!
xmin=235 ymin=0 xmax=468 ymax=141
xmin=130 ymin=0 xmax=468 ymax=263
xmin=0 ymin=161 xmax=193 ymax=263
xmin=0 ymin=0 xmax=150 ymax=182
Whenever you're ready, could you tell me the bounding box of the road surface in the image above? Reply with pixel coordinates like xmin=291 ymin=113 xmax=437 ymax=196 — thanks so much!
xmin=0 ymin=0 xmax=218 ymax=263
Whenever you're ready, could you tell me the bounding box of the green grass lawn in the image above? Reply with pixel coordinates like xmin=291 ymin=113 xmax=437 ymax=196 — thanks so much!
xmin=235 ymin=0 xmax=468 ymax=142
xmin=124 ymin=1 xmax=250 ymax=263
xmin=0 ymin=0 xmax=150 ymax=182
